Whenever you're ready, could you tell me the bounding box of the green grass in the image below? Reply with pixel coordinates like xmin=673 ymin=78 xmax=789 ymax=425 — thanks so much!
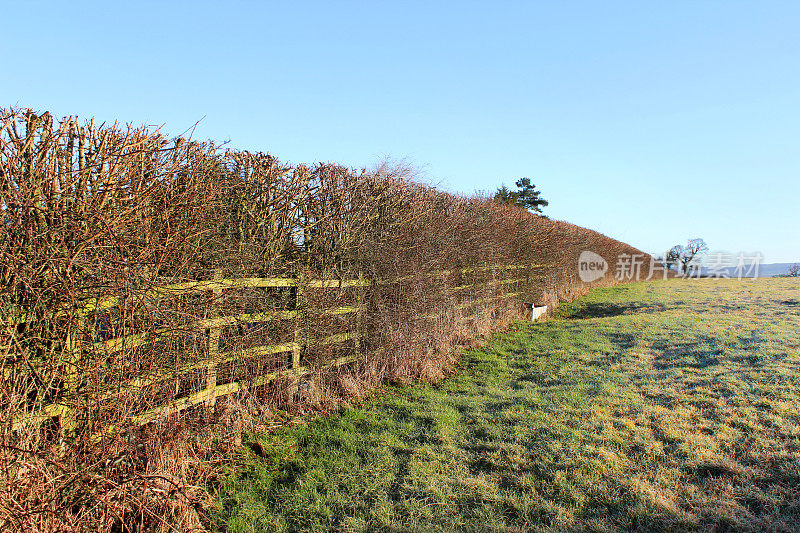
xmin=214 ymin=278 xmax=800 ymax=532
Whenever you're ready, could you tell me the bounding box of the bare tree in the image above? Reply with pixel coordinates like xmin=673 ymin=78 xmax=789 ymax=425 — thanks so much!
xmin=665 ymin=245 xmax=682 ymax=271
xmin=670 ymin=238 xmax=709 ymax=274
xmin=789 ymin=263 xmax=800 ymax=277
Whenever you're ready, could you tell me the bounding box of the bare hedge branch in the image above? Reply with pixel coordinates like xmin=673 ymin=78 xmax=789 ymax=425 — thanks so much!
xmin=0 ymin=108 xmax=653 ymax=531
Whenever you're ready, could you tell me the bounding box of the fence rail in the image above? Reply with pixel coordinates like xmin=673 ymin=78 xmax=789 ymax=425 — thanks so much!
xmin=6 ymin=263 xmax=544 ymax=439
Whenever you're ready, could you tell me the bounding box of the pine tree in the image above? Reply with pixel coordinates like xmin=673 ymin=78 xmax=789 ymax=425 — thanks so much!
xmin=493 ymin=178 xmax=548 ymax=214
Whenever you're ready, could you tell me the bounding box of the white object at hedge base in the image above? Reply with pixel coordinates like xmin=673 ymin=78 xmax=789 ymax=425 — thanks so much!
xmin=531 ymin=305 xmax=547 ymax=321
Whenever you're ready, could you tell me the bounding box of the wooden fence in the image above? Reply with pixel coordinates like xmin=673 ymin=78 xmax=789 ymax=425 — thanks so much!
xmin=7 ymin=264 xmax=540 ymax=440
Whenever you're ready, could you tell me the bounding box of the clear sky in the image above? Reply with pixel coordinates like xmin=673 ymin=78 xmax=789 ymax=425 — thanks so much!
xmin=2 ymin=1 xmax=798 ymax=262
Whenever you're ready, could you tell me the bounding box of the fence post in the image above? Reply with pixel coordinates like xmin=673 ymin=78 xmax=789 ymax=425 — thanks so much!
xmin=355 ymin=272 xmax=364 ymax=357
xmin=291 ymin=273 xmax=304 ymax=391
xmin=526 ymin=263 xmax=531 ymax=295
xmin=206 ymin=268 xmax=223 ymax=409
xmin=60 ymin=311 xmax=83 ymax=450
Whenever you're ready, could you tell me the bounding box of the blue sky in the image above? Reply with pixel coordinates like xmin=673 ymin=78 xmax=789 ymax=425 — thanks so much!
xmin=2 ymin=1 xmax=798 ymax=262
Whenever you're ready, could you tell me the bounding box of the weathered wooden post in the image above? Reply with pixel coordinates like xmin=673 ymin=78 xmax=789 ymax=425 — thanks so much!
xmin=206 ymin=268 xmax=223 ymax=409
xmin=290 ymin=272 xmax=305 ymax=396
xmin=60 ymin=311 xmax=83 ymax=449
xmin=355 ymin=272 xmax=365 ymax=357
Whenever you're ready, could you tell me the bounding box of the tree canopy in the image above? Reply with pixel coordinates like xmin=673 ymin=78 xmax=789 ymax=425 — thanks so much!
xmin=493 ymin=178 xmax=548 ymax=214
xmin=668 ymin=238 xmax=709 ymax=273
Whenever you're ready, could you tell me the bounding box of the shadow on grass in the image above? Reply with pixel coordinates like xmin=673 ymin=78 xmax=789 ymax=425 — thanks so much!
xmin=607 ymin=331 xmax=636 ymax=350
xmin=649 ymin=337 xmax=723 ymax=370
xmin=564 ymin=302 xmax=667 ymax=319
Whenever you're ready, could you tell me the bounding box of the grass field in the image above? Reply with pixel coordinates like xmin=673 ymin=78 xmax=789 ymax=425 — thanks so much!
xmin=214 ymin=278 xmax=800 ymax=532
